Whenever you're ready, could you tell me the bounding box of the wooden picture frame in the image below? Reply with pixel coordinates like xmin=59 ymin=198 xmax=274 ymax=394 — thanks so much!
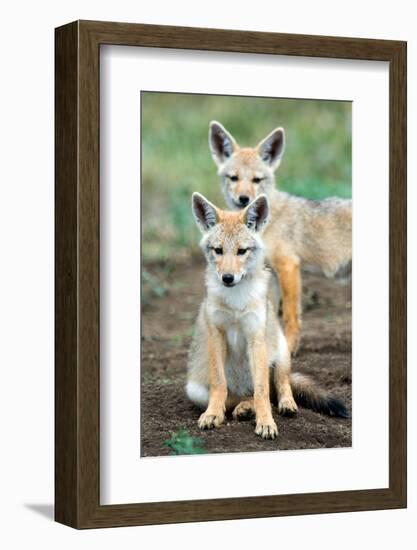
xmin=55 ymin=20 xmax=407 ymax=529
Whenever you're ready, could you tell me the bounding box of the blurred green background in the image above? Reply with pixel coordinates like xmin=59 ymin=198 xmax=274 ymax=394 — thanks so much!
xmin=141 ymin=92 xmax=351 ymax=262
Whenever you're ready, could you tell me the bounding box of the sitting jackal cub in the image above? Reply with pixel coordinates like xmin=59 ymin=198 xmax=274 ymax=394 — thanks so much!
xmin=186 ymin=192 xmax=348 ymax=440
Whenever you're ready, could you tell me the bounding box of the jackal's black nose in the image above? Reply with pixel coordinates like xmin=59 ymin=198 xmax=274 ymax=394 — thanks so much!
xmin=239 ymin=195 xmax=250 ymax=206
xmin=222 ymin=273 xmax=235 ymax=285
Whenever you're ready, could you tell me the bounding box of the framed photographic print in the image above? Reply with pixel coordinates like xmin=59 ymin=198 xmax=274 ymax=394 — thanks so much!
xmin=55 ymin=20 xmax=407 ymax=528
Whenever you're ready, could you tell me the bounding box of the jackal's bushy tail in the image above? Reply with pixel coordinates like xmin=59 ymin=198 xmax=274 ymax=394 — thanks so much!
xmin=290 ymin=372 xmax=349 ymax=418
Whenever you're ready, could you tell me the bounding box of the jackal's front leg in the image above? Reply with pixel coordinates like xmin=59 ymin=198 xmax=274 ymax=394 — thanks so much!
xmin=248 ymin=333 xmax=278 ymax=439
xmin=198 ymin=324 xmax=227 ymax=430
xmin=273 ymin=340 xmax=298 ymax=416
xmin=273 ymin=256 xmax=302 ymax=355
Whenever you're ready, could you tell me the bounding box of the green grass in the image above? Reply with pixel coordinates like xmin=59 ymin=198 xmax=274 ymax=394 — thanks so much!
xmin=141 ymin=92 xmax=351 ymax=261
xmin=164 ymin=429 xmax=205 ymax=455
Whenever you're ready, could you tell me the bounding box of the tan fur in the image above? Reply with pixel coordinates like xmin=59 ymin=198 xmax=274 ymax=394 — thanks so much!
xmin=273 ymin=256 xmax=302 ymax=353
xmin=186 ymin=194 xmax=349 ymax=436
xmin=197 ymin=321 xmax=227 ymax=429
xmin=187 ymin=193 xmax=298 ymax=440
xmin=209 ymin=121 xmax=352 ymax=353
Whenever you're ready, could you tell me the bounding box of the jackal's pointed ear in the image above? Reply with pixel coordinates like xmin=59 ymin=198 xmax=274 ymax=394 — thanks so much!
xmin=209 ymin=121 xmax=237 ymax=166
xmin=244 ymin=195 xmax=269 ymax=232
xmin=257 ymin=127 xmax=285 ymax=171
xmin=192 ymin=192 xmax=219 ymax=233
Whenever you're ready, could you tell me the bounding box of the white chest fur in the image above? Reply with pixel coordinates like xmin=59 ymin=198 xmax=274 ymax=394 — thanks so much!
xmin=211 ymin=311 xmax=255 ymax=397
xmin=206 ymin=273 xmax=269 ymax=397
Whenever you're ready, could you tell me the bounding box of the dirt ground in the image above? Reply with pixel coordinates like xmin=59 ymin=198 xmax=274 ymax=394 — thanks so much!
xmin=141 ymin=259 xmax=352 ymax=457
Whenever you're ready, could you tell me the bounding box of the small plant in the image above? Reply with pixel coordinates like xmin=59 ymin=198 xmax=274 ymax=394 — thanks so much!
xmin=164 ymin=429 xmax=205 ymax=455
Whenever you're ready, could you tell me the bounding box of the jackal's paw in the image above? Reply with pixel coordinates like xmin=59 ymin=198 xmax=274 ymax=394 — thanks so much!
xmin=232 ymin=400 xmax=255 ymax=421
xmin=278 ymin=396 xmax=298 ymax=416
xmin=255 ymin=418 xmax=278 ymax=440
xmin=198 ymin=411 xmax=224 ymax=430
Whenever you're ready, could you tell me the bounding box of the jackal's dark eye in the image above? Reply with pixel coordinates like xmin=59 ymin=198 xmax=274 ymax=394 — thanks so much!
xmin=237 ymin=248 xmax=248 ymax=255
xmin=214 ymin=247 xmax=223 ymax=255
xmin=228 ymin=175 xmax=238 ymax=182
xmin=252 ymin=177 xmax=262 ymax=184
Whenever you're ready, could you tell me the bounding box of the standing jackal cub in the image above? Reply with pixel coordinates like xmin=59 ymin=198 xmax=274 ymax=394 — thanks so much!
xmin=186 ymin=193 xmax=348 ymax=440
xmin=209 ymin=121 xmax=352 ymax=354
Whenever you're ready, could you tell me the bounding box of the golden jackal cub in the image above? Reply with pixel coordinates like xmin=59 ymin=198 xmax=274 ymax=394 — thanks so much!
xmin=209 ymin=121 xmax=352 ymax=354
xmin=186 ymin=192 xmax=348 ymax=440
